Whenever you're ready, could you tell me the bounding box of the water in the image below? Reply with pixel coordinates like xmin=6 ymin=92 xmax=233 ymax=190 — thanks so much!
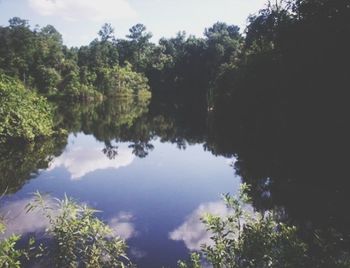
xmin=1 ymin=129 xmax=240 ymax=267
xmin=1 ymin=97 xmax=350 ymax=267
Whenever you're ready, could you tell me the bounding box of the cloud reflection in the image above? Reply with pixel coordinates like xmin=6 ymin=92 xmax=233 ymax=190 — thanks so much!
xmin=108 ymin=211 xmax=136 ymax=240
xmin=1 ymin=198 xmax=136 ymax=243
xmin=0 ymin=198 xmax=49 ymax=238
xmin=169 ymin=202 xmax=232 ymax=251
xmin=48 ymin=136 xmax=135 ymax=179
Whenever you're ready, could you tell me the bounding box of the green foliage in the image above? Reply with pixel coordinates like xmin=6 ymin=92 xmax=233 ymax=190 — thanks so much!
xmin=110 ymin=63 xmax=151 ymax=97
xmin=179 ymin=184 xmax=307 ymax=268
xmin=34 ymin=65 xmax=61 ymax=94
xmin=88 ymin=62 xmax=151 ymax=97
xmin=0 ymin=73 xmax=54 ymax=142
xmin=1 ymin=194 xmax=133 ymax=267
xmin=0 ymin=223 xmax=22 ymax=268
xmin=60 ymin=71 xmax=102 ymax=100
xmin=0 ymin=18 xmax=111 ymax=100
xmin=26 ymin=192 xmax=134 ymax=268
xmin=178 ymin=253 xmax=201 ymax=268
xmin=98 ymin=23 xmax=115 ymax=42
xmin=124 ymin=24 xmax=153 ymax=71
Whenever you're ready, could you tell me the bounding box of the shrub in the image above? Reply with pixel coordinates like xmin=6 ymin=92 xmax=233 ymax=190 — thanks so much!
xmin=178 ymin=184 xmax=307 ymax=268
xmin=0 ymin=73 xmax=54 ymax=142
xmin=0 ymin=222 xmax=23 ymax=268
xmin=26 ymin=192 xmax=134 ymax=268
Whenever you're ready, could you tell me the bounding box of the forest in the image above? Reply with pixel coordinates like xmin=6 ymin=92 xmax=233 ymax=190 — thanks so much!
xmin=1 ymin=0 xmax=350 ymax=267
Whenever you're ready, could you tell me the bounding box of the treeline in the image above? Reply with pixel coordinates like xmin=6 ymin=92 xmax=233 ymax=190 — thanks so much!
xmin=0 ymin=16 xmax=242 ymax=101
xmin=0 ymin=18 xmax=151 ymax=99
xmin=1 ymin=0 xmax=349 ymax=146
xmin=1 ymin=0 xmax=348 ymax=103
xmin=1 ymin=0 xmax=349 ymax=165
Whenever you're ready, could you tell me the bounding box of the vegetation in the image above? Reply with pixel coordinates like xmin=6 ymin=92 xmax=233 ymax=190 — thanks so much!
xmin=1 ymin=193 xmax=133 ymax=268
xmin=0 ymin=19 xmax=151 ymax=142
xmin=0 ymin=222 xmax=23 ymax=268
xmin=0 ymin=18 xmax=151 ymax=101
xmin=0 ymin=73 xmax=54 ymax=142
xmin=205 ymin=0 xmax=350 ymax=246
xmin=178 ymin=184 xmax=307 ymax=268
xmin=1 ymin=0 xmax=350 ymax=266
xmin=1 ymin=185 xmax=350 ymax=267
xmin=96 ymin=63 xmax=151 ymax=98
xmin=178 ymin=184 xmax=350 ymax=268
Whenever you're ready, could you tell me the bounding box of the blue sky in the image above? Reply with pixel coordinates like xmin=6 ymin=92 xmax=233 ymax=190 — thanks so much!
xmin=0 ymin=0 xmax=267 ymax=47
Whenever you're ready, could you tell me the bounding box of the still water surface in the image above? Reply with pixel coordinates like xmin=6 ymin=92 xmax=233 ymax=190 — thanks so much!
xmin=3 ymin=95 xmax=348 ymax=267
xmin=2 ymin=131 xmax=240 ymax=267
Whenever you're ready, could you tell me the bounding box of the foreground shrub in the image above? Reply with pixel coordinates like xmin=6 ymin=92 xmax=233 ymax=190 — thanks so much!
xmin=178 ymin=184 xmax=307 ymax=268
xmin=26 ymin=192 xmax=134 ymax=267
xmin=1 ymin=193 xmax=133 ymax=267
xmin=0 ymin=222 xmax=23 ymax=268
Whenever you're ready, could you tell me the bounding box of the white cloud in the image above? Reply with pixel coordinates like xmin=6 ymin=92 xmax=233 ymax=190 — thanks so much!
xmin=0 ymin=199 xmax=136 ymax=242
xmin=108 ymin=211 xmax=136 ymax=240
xmin=170 ymin=200 xmax=256 ymax=251
xmin=28 ymin=0 xmax=137 ymax=21
xmin=130 ymin=247 xmax=147 ymax=259
xmin=47 ymin=142 xmax=135 ymax=180
xmin=0 ymin=198 xmax=51 ymax=238
xmin=169 ymin=201 xmax=232 ymax=251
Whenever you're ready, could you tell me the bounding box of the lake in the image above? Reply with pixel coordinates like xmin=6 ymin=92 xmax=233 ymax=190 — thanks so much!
xmin=0 ymin=98 xmax=240 ymax=267
xmin=1 ymin=96 xmax=349 ymax=267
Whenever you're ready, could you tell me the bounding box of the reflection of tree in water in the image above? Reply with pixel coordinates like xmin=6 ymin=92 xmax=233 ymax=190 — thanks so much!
xmin=54 ymin=95 xmax=207 ymax=160
xmin=204 ymin=107 xmax=350 ymax=266
xmin=102 ymin=139 xmax=155 ymax=160
xmin=128 ymin=142 xmax=154 ymax=158
xmin=0 ymin=135 xmax=67 ymax=193
xmin=102 ymin=142 xmax=119 ymax=160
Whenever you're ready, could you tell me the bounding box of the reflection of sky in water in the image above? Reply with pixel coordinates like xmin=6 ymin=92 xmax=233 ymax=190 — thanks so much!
xmin=169 ymin=201 xmax=232 ymax=251
xmin=48 ymin=134 xmax=135 ymax=179
xmin=2 ymin=133 xmax=241 ymax=267
xmin=0 ymin=197 xmax=49 ymax=238
xmin=0 ymin=197 xmax=135 ymax=242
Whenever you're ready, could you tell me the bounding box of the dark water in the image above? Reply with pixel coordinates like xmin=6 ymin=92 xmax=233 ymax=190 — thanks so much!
xmin=1 ymin=97 xmax=350 ymax=267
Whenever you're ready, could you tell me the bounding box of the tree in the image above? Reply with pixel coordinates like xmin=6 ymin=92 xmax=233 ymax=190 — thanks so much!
xmin=8 ymin=17 xmax=29 ymax=29
xmin=204 ymin=22 xmax=240 ymax=40
xmin=98 ymin=23 xmax=115 ymax=42
xmin=127 ymin=23 xmax=152 ymax=43
xmin=126 ymin=24 xmax=153 ymax=70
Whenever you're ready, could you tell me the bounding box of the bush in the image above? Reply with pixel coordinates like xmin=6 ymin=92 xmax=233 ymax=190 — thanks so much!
xmin=95 ymin=63 xmax=151 ymax=97
xmin=0 ymin=222 xmax=23 ymax=268
xmin=26 ymin=192 xmax=134 ymax=267
xmin=0 ymin=73 xmax=54 ymax=142
xmin=0 ymin=193 xmax=134 ymax=268
xmin=178 ymin=184 xmax=307 ymax=268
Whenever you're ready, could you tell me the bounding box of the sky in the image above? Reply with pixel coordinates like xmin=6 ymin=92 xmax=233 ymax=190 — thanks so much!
xmin=0 ymin=0 xmax=267 ymax=47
